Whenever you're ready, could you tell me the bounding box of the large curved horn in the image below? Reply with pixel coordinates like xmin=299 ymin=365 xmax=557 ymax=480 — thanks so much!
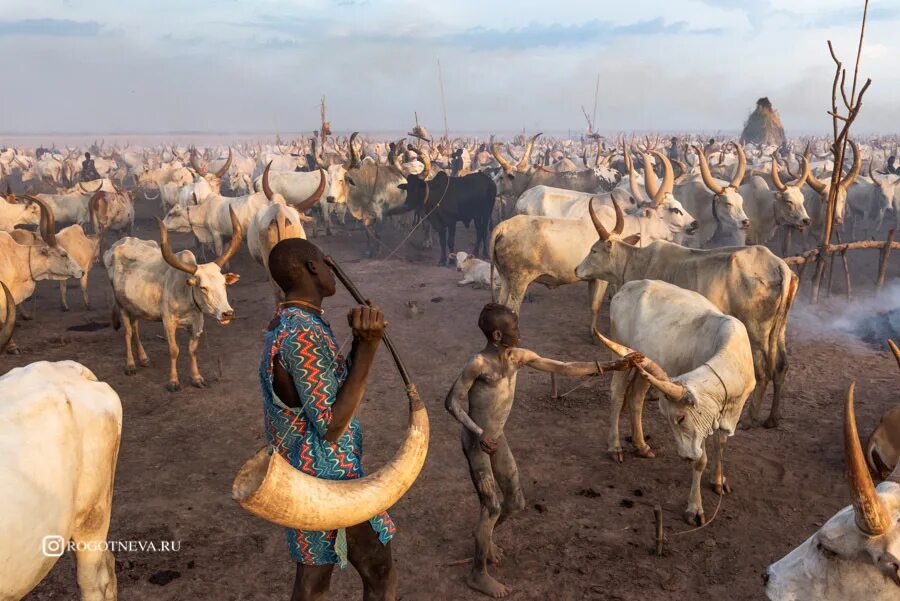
xmin=888 ymin=339 xmax=900 ymax=371
xmin=262 ymin=161 xmax=274 ymax=202
xmin=391 ymin=138 xmax=406 ymax=171
xmin=490 ymin=136 xmax=515 ymax=173
xmin=840 ymin=140 xmax=861 ymax=191
xmin=642 ymin=153 xmax=660 ymax=200
xmin=293 ymin=168 xmax=327 ymax=214
xmin=591 ymin=327 xmax=686 ymax=401
xmin=611 ymin=197 xmax=625 ymax=236
xmin=214 ymin=206 xmax=243 ymax=268
xmin=729 ymin=142 xmax=747 ymax=188
xmin=868 ymin=161 xmax=883 ymax=186
xmin=157 ymin=218 xmax=198 ymax=275
xmin=807 ymin=169 xmax=828 ymax=194
xmin=26 ymin=195 xmax=57 ymax=247
xmin=650 ymin=150 xmax=674 ymax=206
xmin=588 ymin=198 xmax=611 ymax=241
xmin=343 ymin=132 xmax=360 ymax=170
xmin=215 ymin=148 xmax=233 ymax=179
xmin=624 ymin=144 xmax=644 ymax=203
xmin=844 ymin=381 xmax=892 ymax=535
xmin=0 ymin=281 xmax=16 ymax=353
xmin=693 ymin=145 xmax=725 ymax=195
xmin=792 ymin=155 xmax=811 ymax=188
xmin=418 ymin=148 xmax=432 ymax=179
xmin=233 ymin=256 xmax=428 ymax=531
xmin=771 ymin=153 xmax=788 ymax=192
xmin=78 ymin=179 xmax=104 ymax=194
xmin=516 ymin=133 xmax=541 ymax=171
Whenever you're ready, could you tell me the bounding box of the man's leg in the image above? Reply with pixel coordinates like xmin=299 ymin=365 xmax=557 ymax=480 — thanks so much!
xmin=290 ymin=564 xmax=334 ymax=601
xmin=347 ymin=523 xmax=397 ymax=601
xmin=491 ymin=435 xmax=525 ymax=531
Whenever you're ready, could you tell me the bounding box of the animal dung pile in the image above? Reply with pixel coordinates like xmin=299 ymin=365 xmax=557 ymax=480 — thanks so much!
xmin=740 ymin=97 xmax=785 ymax=146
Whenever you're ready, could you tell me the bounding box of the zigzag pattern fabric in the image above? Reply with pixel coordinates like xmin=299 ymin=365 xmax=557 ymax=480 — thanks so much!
xmin=259 ymin=305 xmax=395 ymax=566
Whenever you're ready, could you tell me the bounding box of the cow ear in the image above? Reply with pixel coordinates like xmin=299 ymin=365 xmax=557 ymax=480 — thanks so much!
xmin=448 ymin=253 xmax=456 ymax=260
xmin=397 ymin=183 xmax=407 ymax=191
xmin=185 ymin=277 xmax=197 ymax=287
xmin=224 ymin=273 xmax=240 ymax=285
xmin=622 ymin=234 xmax=641 ymax=246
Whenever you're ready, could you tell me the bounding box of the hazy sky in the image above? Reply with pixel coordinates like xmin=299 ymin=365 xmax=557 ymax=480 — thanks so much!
xmin=1 ymin=0 xmax=897 ymax=135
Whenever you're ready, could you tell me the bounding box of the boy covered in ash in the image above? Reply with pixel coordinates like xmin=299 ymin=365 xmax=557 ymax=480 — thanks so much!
xmin=445 ymin=303 xmax=641 ymax=597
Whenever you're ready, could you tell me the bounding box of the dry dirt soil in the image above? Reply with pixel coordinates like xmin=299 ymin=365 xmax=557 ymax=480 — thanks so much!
xmin=11 ymin=203 xmax=900 ymax=601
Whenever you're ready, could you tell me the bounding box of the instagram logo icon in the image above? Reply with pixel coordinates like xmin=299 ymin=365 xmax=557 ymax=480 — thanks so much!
xmin=42 ymin=535 xmax=66 ymax=557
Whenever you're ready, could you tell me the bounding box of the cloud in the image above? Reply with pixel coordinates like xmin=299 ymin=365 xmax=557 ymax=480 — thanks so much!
xmin=0 ymin=18 xmax=102 ymax=37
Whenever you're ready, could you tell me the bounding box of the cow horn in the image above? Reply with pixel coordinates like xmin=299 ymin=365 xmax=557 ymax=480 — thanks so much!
xmin=262 ymin=161 xmax=274 ymax=202
xmin=868 ymin=161 xmax=882 ymax=186
xmin=344 ymin=132 xmax=360 ymax=170
xmin=807 ymin=169 xmax=828 ymax=194
xmin=589 ymin=199 xmax=611 ymax=241
xmin=729 ymin=142 xmax=747 ymax=188
xmin=0 ymin=281 xmax=16 ymax=353
xmin=642 ymin=153 xmax=660 ymax=200
xmin=490 ymin=136 xmax=515 ymax=173
xmin=190 ymin=149 xmax=208 ymax=176
xmin=157 ymin=218 xmax=198 ymax=275
xmin=672 ymin=158 xmax=687 ymax=179
xmin=214 ymin=206 xmax=243 ymax=268
xmin=516 ymin=133 xmax=541 ymax=172
xmin=887 ymin=339 xmax=900 ymax=371
xmin=26 ymin=195 xmax=57 ymax=247
xmin=611 ymin=197 xmax=625 ymax=235
xmin=78 ymin=179 xmax=103 ymax=194
xmin=840 ymin=140 xmax=861 ymax=191
xmin=792 ymin=155 xmax=811 ymax=188
xmin=233 ymin=256 xmax=429 ymax=531
xmin=693 ymin=145 xmax=725 ymax=195
xmin=771 ymin=153 xmax=788 ymax=192
xmin=592 ymin=327 xmax=633 ymax=357
xmin=215 ymin=148 xmax=233 ymax=179
xmin=624 ymin=144 xmax=644 ymax=204
xmin=650 ymin=150 xmax=674 ymax=206
xmin=844 ymin=381 xmax=892 ymax=535
xmin=591 ymin=327 xmax=686 ymax=400
xmin=391 ymin=138 xmax=406 ymax=171
xmin=417 ymin=148 xmax=432 ymax=179
xmin=293 ymin=168 xmax=327 ymax=214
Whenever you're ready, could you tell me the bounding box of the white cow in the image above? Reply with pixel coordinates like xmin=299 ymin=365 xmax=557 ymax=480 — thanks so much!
xmin=766 ymin=383 xmax=900 ymax=601
xmin=739 ymin=155 xmax=812 ymax=246
xmin=0 ymin=193 xmax=41 ymax=232
xmin=449 ymin=251 xmax=496 ymax=288
xmin=0 ymin=360 xmax=122 ymax=601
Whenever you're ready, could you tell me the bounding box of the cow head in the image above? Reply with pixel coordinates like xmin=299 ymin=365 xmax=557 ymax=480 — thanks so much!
xmin=162 ymin=205 xmax=192 ymax=233
xmin=157 ymin=207 xmax=242 ymax=325
xmin=490 ymin=134 xmax=539 ymax=198
xmin=325 ymin=164 xmax=350 ymax=205
xmin=806 ymin=140 xmax=861 ymax=226
xmin=23 ymin=195 xmax=84 ymax=280
xmin=574 ymin=199 xmax=641 ymax=285
xmin=449 ymin=251 xmax=471 ymax=271
xmin=868 ymin=163 xmax=898 ymax=226
xmin=772 ymin=153 xmax=812 ymax=230
xmin=695 ymin=143 xmax=751 ymax=231
xmin=395 ymin=173 xmax=429 ymax=214
xmin=766 ymin=382 xmax=900 ymax=601
xmin=644 ymin=151 xmax=698 ymax=238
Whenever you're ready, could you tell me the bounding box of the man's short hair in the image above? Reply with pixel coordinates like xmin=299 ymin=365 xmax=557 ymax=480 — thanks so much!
xmin=268 ymin=238 xmax=324 ymax=293
xmin=84 ymin=152 xmax=91 ymax=159
xmin=477 ymin=303 xmax=517 ymax=338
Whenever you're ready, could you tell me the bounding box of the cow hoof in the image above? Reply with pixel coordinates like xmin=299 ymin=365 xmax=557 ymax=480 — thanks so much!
xmin=713 ymin=481 xmax=733 ymax=496
xmin=124 ymin=366 xmax=136 ymax=376
xmin=437 ymin=260 xmax=448 ymax=267
xmin=763 ymin=416 xmax=779 ymax=429
xmin=191 ymin=377 xmax=207 ymax=389
xmin=84 ymin=304 xmax=93 ymax=311
xmin=684 ymin=510 xmax=705 ymax=526
xmin=166 ymin=381 xmax=181 ymax=392
xmin=61 ymin=306 xmax=70 ymax=312
xmin=6 ymin=346 xmax=21 ymax=355
xmin=139 ymin=358 xmax=151 ymax=367
xmin=634 ymin=446 xmax=656 ymax=459
xmin=609 ymin=449 xmax=625 ymax=464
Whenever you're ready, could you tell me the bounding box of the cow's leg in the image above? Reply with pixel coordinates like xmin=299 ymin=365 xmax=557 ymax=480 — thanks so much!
xmin=608 ymin=371 xmax=628 ymax=463
xmin=133 ymin=319 xmax=150 ymax=367
xmin=321 ymin=203 xmax=332 ymax=236
xmin=4 ymin=336 xmax=19 ymax=354
xmin=17 ymin=302 xmax=32 ymax=320
xmin=502 ymin=276 xmax=531 ymax=313
xmin=708 ymin=430 xmax=732 ymax=496
xmin=121 ymin=312 xmax=137 ymax=375
xmin=80 ymin=273 xmax=91 ymax=310
xmin=747 ymin=346 xmax=769 ymax=425
xmin=628 ymin=374 xmax=654 ymax=458
xmin=766 ymin=334 xmax=789 ymax=429
xmin=685 ymin=444 xmax=708 ymax=526
xmin=188 ymin=325 xmax=206 ymax=388
xmin=447 ymin=222 xmax=458 ymax=257
xmin=587 ymin=279 xmax=609 ymax=340
xmin=163 ymin=316 xmax=181 ymax=392
xmin=59 ymin=280 xmax=70 ymax=312
xmin=437 ymin=226 xmax=449 ymax=266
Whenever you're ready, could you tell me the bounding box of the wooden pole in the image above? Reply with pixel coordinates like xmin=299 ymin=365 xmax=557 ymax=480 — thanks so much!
xmin=841 ymin=248 xmax=852 ymax=300
xmin=437 ymin=59 xmax=449 ymax=142
xmin=550 ymin=374 xmax=559 ymax=400
xmin=592 ymin=73 xmax=600 ymax=137
xmin=877 ymin=229 xmax=895 ymax=290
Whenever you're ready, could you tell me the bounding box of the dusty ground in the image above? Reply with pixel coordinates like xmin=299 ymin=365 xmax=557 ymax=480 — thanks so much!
xmin=11 ymin=202 xmax=899 ymax=601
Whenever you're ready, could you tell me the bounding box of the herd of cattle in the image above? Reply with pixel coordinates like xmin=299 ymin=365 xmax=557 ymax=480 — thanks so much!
xmin=1 ymin=132 xmax=899 ymax=600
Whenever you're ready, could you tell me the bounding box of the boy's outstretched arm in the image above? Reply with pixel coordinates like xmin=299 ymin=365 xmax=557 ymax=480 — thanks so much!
xmin=518 ymin=349 xmax=644 ymax=377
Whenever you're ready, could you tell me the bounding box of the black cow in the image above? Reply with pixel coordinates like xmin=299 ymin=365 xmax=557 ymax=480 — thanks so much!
xmin=392 ymin=171 xmax=496 ymax=266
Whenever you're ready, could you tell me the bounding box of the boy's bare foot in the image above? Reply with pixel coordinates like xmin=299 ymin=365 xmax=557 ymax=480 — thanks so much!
xmin=467 ymin=569 xmax=513 ymax=598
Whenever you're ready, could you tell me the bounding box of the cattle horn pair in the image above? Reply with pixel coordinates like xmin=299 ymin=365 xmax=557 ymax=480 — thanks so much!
xmin=24 ymin=195 xmax=58 ymax=247
xmin=232 ymin=255 xmax=429 ymax=531
xmin=844 ymin=382 xmax=893 ymax=534
xmin=694 ymin=142 xmax=746 ymax=195
xmin=0 ymin=281 xmax=15 ymax=353
xmin=588 ymin=198 xmax=624 ymax=241
xmin=158 ymin=206 xmax=242 ymax=273
xmin=591 ymin=328 xmax=687 ymax=402
xmin=78 ymin=179 xmax=104 ymax=195
xmin=515 ymin=133 xmax=541 ymax=172
xmin=807 ymin=140 xmax=860 ymax=194
xmin=489 ymin=136 xmax=515 ymax=174
xmin=643 ymin=151 xmax=674 ymax=207
xmin=190 ymin=148 xmax=208 ymax=176
xmin=214 ymin=148 xmax=233 ymax=179
xmin=292 ymin=169 xmax=327 ymax=213
xmin=771 ymin=153 xmax=811 ymax=192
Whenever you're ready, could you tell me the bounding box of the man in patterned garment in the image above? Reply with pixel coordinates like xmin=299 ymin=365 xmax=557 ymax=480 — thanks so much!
xmin=260 ymin=237 xmax=397 ymax=601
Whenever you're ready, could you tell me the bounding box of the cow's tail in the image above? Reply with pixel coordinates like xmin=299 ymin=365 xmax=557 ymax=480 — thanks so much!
xmin=768 ymin=265 xmax=798 ymax=379
xmin=111 ymin=298 xmax=121 ymax=331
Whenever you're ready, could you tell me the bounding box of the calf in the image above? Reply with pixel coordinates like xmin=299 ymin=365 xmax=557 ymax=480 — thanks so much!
xmin=594 ymin=280 xmax=755 ymax=525
xmin=449 ymin=251 xmax=496 ymax=289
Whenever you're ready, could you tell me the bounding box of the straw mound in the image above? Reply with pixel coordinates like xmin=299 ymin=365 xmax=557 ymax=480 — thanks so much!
xmin=740 ymin=97 xmax=785 ymax=146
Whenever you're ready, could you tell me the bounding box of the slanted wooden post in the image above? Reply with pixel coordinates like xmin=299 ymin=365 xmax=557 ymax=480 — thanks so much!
xmin=877 ymin=229 xmax=895 ymax=290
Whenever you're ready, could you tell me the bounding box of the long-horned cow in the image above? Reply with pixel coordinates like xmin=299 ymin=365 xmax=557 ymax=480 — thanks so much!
xmin=104 ymin=209 xmax=243 ymax=391
xmin=594 ymin=279 xmax=755 ymax=525
xmin=739 ymin=154 xmax=812 ymax=245
xmin=575 ymin=200 xmax=797 ymax=427
xmin=766 ymin=382 xmax=900 ymax=600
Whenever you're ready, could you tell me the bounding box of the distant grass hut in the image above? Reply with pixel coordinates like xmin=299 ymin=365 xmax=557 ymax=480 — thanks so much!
xmin=740 ymin=97 xmax=785 ymax=146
